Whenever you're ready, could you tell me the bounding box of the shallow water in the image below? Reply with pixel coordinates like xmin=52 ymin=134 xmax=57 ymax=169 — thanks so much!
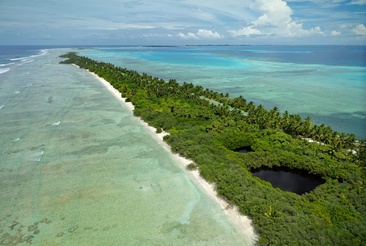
xmin=79 ymin=46 xmax=366 ymax=139
xmin=0 ymin=49 xmax=254 ymax=245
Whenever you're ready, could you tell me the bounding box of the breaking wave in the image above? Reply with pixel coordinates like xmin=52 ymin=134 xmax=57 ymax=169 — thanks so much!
xmin=6 ymin=49 xmax=48 ymax=68
xmin=0 ymin=68 xmax=10 ymax=74
xmin=0 ymin=62 xmax=15 ymax=67
xmin=52 ymin=121 xmax=61 ymax=126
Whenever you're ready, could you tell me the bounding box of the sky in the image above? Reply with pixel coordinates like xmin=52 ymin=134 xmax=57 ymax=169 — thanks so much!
xmin=0 ymin=0 xmax=365 ymax=45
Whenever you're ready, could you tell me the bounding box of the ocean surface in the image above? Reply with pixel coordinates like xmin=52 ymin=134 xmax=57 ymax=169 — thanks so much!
xmin=0 ymin=46 xmax=254 ymax=245
xmin=78 ymin=45 xmax=366 ymax=139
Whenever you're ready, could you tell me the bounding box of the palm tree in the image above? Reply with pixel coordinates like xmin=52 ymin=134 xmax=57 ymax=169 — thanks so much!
xmin=268 ymin=106 xmax=281 ymax=130
xmin=281 ymin=110 xmax=290 ymax=131
xmin=354 ymin=139 xmax=366 ymax=168
xmin=301 ymin=116 xmax=313 ymax=137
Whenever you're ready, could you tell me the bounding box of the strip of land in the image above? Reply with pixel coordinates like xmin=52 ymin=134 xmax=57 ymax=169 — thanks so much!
xmin=63 ymin=53 xmax=365 ymax=246
xmin=87 ymin=68 xmax=257 ymax=242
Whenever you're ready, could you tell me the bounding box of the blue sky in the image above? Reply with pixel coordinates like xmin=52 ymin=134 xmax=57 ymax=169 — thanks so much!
xmin=0 ymin=0 xmax=365 ymax=45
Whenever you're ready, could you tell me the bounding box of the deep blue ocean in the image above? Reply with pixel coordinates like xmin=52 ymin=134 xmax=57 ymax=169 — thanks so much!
xmin=1 ymin=45 xmax=365 ymax=139
xmin=0 ymin=46 xmax=45 ymax=74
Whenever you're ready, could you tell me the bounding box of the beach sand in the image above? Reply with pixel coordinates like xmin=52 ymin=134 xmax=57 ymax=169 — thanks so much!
xmin=87 ymin=68 xmax=257 ymax=242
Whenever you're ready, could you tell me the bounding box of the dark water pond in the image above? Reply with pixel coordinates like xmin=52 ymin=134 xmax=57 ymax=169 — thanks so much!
xmin=252 ymin=166 xmax=325 ymax=195
xmin=233 ymin=146 xmax=253 ymax=153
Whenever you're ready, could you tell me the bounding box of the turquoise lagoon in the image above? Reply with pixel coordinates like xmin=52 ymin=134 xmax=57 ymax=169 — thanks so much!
xmin=79 ymin=46 xmax=366 ymax=139
xmin=0 ymin=49 xmax=254 ymax=245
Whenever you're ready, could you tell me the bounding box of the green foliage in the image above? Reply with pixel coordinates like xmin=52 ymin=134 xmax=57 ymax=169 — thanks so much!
xmin=186 ymin=163 xmax=198 ymax=170
xmin=59 ymin=52 xmax=366 ymax=246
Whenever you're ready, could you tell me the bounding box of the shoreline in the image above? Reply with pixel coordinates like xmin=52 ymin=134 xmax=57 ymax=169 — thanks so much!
xmin=86 ymin=68 xmax=257 ymax=243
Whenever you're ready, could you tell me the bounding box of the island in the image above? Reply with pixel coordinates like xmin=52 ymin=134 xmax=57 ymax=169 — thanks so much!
xmin=60 ymin=52 xmax=366 ymax=246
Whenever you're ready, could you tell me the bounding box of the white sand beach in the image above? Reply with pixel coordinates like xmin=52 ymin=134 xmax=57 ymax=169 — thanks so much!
xmin=88 ymin=69 xmax=257 ymax=242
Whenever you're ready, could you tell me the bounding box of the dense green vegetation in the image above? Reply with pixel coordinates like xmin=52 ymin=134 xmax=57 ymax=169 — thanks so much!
xmin=60 ymin=52 xmax=366 ymax=245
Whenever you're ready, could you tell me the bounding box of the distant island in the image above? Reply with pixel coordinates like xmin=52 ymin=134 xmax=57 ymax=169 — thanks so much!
xmin=60 ymin=52 xmax=366 ymax=246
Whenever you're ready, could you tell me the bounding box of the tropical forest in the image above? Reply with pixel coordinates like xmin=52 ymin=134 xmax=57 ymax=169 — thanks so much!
xmin=60 ymin=52 xmax=366 ymax=246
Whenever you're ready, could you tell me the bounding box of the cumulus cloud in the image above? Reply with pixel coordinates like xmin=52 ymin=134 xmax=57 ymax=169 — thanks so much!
xmin=1 ymin=0 xmax=364 ymax=44
xmin=353 ymin=24 xmax=366 ymax=35
xmin=228 ymin=27 xmax=262 ymax=37
xmin=177 ymin=29 xmax=222 ymax=40
xmin=251 ymin=0 xmax=292 ymax=28
xmin=331 ymin=30 xmax=341 ymax=36
xmin=197 ymin=29 xmax=222 ymax=39
xmin=177 ymin=32 xmax=199 ymax=40
xmin=229 ymin=0 xmax=325 ymax=38
xmin=286 ymin=24 xmax=324 ymax=37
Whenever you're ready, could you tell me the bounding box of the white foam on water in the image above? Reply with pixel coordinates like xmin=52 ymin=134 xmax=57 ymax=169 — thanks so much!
xmin=0 ymin=68 xmax=10 ymax=74
xmin=9 ymin=49 xmax=48 ymax=68
xmin=15 ymin=91 xmax=20 ymax=94
xmin=39 ymin=49 xmax=48 ymax=56
xmin=13 ymin=138 xmax=20 ymax=142
xmin=19 ymin=59 xmax=34 ymax=65
xmin=0 ymin=105 xmax=4 ymax=110
xmin=10 ymin=57 xmax=34 ymax=64
xmin=9 ymin=57 xmax=26 ymax=61
xmin=27 ymin=151 xmax=44 ymax=162
xmin=0 ymin=62 xmax=15 ymax=67
xmin=9 ymin=49 xmax=48 ymax=62
xmin=51 ymin=121 xmax=61 ymax=126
